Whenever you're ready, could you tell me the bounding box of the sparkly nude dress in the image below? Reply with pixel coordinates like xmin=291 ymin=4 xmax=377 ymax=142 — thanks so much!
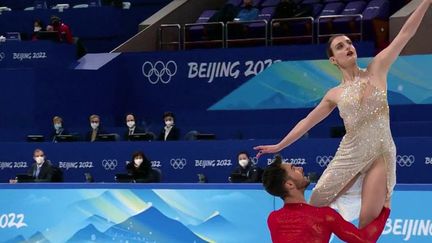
xmin=309 ymin=70 xmax=396 ymax=220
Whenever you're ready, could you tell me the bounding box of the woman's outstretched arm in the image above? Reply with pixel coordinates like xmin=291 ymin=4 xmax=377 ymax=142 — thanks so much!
xmin=371 ymin=0 xmax=431 ymax=76
xmin=254 ymin=89 xmax=337 ymax=157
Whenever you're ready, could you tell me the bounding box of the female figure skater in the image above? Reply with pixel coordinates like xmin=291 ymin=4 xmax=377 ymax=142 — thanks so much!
xmin=255 ymin=0 xmax=431 ymax=228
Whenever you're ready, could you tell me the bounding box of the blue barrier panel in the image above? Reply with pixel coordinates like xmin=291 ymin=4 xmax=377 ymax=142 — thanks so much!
xmin=0 ymin=41 xmax=76 ymax=68
xmin=0 ymin=183 xmax=430 ymax=242
xmin=0 ymin=138 xmax=430 ymax=183
xmin=0 ymin=44 xmax=432 ymax=141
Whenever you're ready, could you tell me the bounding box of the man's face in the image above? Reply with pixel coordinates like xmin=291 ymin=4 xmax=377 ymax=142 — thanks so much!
xmin=91 ymin=117 xmax=100 ymax=124
xmin=164 ymin=116 xmax=174 ymax=124
xmin=281 ymin=163 xmax=310 ymax=190
xmin=33 ymin=150 xmax=45 ymax=164
xmin=126 ymin=115 xmax=135 ymax=123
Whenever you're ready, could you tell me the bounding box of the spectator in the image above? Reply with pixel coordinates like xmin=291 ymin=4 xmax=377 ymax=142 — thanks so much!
xmin=32 ymin=19 xmax=45 ymax=40
xmin=273 ymin=0 xmax=312 ymax=19
xmin=86 ymin=114 xmax=105 ymax=142
xmin=51 ymin=116 xmax=69 ymax=142
xmin=229 ymin=151 xmax=262 ymax=183
xmin=124 ymin=113 xmax=145 ymax=141
xmin=158 ymin=111 xmax=180 ymax=141
xmin=48 ymin=15 xmax=73 ymax=44
xmin=272 ymin=0 xmax=313 ymax=38
xmin=235 ymin=0 xmax=259 ymax=22
xmin=27 ymin=149 xmax=54 ymax=182
xmin=209 ymin=3 xmax=239 ymax=23
xmin=126 ymin=151 xmax=159 ymax=182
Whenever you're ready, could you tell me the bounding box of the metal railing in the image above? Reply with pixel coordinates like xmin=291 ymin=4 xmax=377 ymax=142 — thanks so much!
xmin=159 ymin=24 xmax=181 ymax=50
xmin=184 ymin=22 xmax=225 ymax=49
xmin=270 ymin=16 xmax=314 ymax=45
xmin=158 ymin=13 xmax=365 ymax=50
xmin=317 ymin=14 xmax=363 ymax=44
xmin=226 ymin=19 xmax=268 ymax=48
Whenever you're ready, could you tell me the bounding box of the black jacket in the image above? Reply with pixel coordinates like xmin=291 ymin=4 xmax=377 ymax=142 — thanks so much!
xmin=28 ymin=160 xmax=54 ymax=182
xmin=158 ymin=126 xmax=180 ymax=141
xmin=123 ymin=126 xmax=146 ymax=141
xmin=51 ymin=127 xmax=69 ymax=142
xmin=85 ymin=127 xmax=107 ymax=141
xmin=229 ymin=164 xmax=263 ymax=183
xmin=126 ymin=160 xmax=158 ymax=182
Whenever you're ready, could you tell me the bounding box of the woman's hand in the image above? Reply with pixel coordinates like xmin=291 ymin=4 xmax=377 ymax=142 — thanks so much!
xmin=254 ymin=144 xmax=282 ymax=158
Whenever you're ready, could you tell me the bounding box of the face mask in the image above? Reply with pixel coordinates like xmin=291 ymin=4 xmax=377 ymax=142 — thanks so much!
xmin=165 ymin=120 xmax=173 ymax=127
xmin=34 ymin=26 xmax=42 ymax=32
xmin=35 ymin=156 xmax=44 ymax=164
xmin=134 ymin=159 xmax=143 ymax=166
xmin=90 ymin=122 xmax=99 ymax=129
xmin=239 ymin=159 xmax=249 ymax=168
xmin=127 ymin=121 xmax=135 ymax=128
xmin=54 ymin=123 xmax=62 ymax=130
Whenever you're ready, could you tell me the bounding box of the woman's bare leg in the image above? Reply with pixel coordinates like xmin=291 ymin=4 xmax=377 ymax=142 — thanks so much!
xmin=359 ymin=156 xmax=388 ymax=228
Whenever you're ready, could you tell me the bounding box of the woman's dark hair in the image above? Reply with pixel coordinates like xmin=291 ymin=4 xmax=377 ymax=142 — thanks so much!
xmin=163 ymin=111 xmax=175 ymax=120
xmin=34 ymin=19 xmax=45 ymax=28
xmin=131 ymin=151 xmax=150 ymax=164
xmin=262 ymin=155 xmax=290 ymax=199
xmin=326 ymin=34 xmax=347 ymax=58
xmin=237 ymin=151 xmax=250 ymax=158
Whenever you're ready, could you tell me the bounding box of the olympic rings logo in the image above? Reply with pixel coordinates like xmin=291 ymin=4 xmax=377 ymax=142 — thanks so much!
xmin=396 ymin=155 xmax=415 ymax=167
xmin=101 ymin=159 xmax=118 ymax=170
xmin=170 ymin=158 xmax=187 ymax=170
xmin=0 ymin=52 xmax=5 ymax=61
xmin=316 ymin=156 xmax=333 ymax=167
xmin=142 ymin=60 xmax=177 ymax=84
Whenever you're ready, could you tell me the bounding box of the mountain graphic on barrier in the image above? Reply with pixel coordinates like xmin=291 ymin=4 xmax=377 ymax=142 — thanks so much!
xmin=421 ymin=96 xmax=432 ymax=103
xmin=103 ymin=206 xmax=209 ymax=243
xmin=68 ymin=190 xmax=148 ymax=220
xmin=388 ymin=91 xmax=415 ymax=105
xmin=28 ymin=231 xmax=51 ymax=243
xmin=133 ymin=190 xmax=203 ymax=226
xmin=67 ymin=224 xmax=111 ymax=243
xmin=84 ymin=214 xmax=115 ymax=232
xmin=189 ymin=211 xmax=238 ymax=243
xmin=3 ymin=235 xmax=26 ymax=243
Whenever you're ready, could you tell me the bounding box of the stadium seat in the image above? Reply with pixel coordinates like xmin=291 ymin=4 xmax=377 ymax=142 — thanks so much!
xmin=362 ymin=0 xmax=390 ymax=39
xmin=261 ymin=0 xmax=280 ymax=7
xmin=316 ymin=2 xmax=346 ymax=41
xmin=333 ymin=1 xmax=367 ymax=36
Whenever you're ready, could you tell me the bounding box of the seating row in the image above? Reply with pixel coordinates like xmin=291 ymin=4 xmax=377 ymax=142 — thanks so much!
xmin=160 ymin=0 xmax=389 ymax=50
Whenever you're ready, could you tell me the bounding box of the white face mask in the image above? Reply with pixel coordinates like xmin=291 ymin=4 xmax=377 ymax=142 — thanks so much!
xmin=134 ymin=158 xmax=143 ymax=166
xmin=35 ymin=156 xmax=44 ymax=164
xmin=54 ymin=123 xmax=62 ymax=130
xmin=239 ymin=159 xmax=249 ymax=168
xmin=165 ymin=120 xmax=173 ymax=127
xmin=34 ymin=26 xmax=42 ymax=32
xmin=127 ymin=121 xmax=135 ymax=128
xmin=90 ymin=122 xmax=99 ymax=129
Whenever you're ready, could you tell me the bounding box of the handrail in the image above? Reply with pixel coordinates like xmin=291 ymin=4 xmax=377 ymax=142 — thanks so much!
xmin=316 ymin=14 xmax=363 ymax=44
xmin=184 ymin=22 xmax=225 ymax=49
xmin=226 ymin=19 xmax=268 ymax=47
xmin=270 ymin=16 xmax=314 ymax=45
xmin=159 ymin=24 xmax=181 ymax=50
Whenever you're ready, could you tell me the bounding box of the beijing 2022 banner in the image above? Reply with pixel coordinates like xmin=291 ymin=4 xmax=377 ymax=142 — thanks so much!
xmin=0 ymin=184 xmax=431 ymax=243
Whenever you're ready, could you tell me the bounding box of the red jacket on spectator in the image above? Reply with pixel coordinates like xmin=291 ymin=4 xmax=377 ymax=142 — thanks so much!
xmin=54 ymin=23 xmax=73 ymax=44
